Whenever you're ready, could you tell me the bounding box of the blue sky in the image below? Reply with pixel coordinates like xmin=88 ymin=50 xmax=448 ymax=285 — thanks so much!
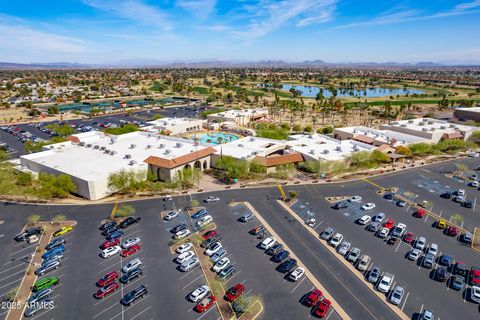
xmin=1 ymin=0 xmax=479 ymax=64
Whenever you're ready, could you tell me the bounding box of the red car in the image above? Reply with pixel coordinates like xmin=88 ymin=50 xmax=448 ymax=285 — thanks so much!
xmin=225 ymin=283 xmax=245 ymax=302
xmin=314 ymin=298 xmax=331 ymax=318
xmin=383 ymin=219 xmax=395 ymax=230
xmin=469 ymin=267 xmax=480 ymax=285
xmin=121 ymin=244 xmax=140 ymax=257
xmin=195 ymin=295 xmax=216 ymax=313
xmin=403 ymin=232 xmax=414 ymax=244
xmin=413 ymin=209 xmax=426 ymax=218
xmin=94 ymin=282 xmax=119 ymax=299
xmin=101 ymin=238 xmax=120 ymax=250
xmin=305 ymin=289 xmax=323 ymax=307
xmin=446 ymin=226 xmax=459 ymax=237
xmin=97 ymin=271 xmax=118 ymax=287
xmin=202 ymin=230 xmax=217 ymax=240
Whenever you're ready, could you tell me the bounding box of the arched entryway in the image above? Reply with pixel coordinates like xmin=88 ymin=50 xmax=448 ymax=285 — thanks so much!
xmin=203 ymin=160 xmax=208 ymax=170
xmin=184 ymin=164 xmax=191 ymax=170
xmin=194 ymin=161 xmax=201 ymax=170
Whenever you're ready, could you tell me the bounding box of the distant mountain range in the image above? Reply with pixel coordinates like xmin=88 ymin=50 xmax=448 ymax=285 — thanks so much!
xmin=1 ymin=59 xmax=478 ymax=70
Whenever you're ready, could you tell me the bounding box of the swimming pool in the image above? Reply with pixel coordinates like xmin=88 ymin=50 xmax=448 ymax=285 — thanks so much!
xmin=195 ymin=132 xmax=239 ymax=144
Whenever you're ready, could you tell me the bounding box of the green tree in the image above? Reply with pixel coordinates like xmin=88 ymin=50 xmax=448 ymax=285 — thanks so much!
xmin=215 ymin=156 xmax=249 ymax=180
xmin=28 ymin=214 xmax=42 ymax=225
xmin=370 ymin=150 xmax=391 ymax=164
xmin=52 ymin=215 xmax=66 ymax=222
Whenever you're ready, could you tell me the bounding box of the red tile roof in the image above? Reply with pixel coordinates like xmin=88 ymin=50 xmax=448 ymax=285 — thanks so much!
xmin=143 ymin=147 xmax=216 ymax=169
xmin=253 ymin=153 xmax=304 ymax=167
xmin=353 ymin=134 xmax=375 ymax=144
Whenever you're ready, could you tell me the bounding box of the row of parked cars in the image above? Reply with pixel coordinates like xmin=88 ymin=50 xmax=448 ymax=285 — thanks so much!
xmin=0 ymin=125 xmax=44 ymax=143
xmin=96 ymin=217 xmax=148 ymax=306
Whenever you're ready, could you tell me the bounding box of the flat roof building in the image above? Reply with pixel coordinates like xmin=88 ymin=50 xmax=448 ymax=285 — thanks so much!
xmin=380 ymin=118 xmax=479 ymax=143
xmin=333 ymin=126 xmax=428 ymax=147
xmin=20 ymin=131 xmax=214 ymax=200
xmin=453 ymin=107 xmax=480 ymax=122
xmin=143 ymin=117 xmax=204 ymax=135
xmin=207 ymin=109 xmax=268 ymax=126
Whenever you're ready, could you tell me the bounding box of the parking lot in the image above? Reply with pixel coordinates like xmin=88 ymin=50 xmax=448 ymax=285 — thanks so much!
xmin=284 ymin=177 xmax=480 ymax=320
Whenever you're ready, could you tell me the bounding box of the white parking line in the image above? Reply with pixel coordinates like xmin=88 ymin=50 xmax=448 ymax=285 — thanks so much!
xmin=0 ymin=268 xmax=27 ymax=283
xmin=224 ymin=270 xmax=241 ymax=284
xmin=394 ymin=240 xmax=402 ymax=253
xmin=92 ymin=300 xmax=120 ymax=319
xmin=179 ymin=267 xmax=200 ymax=280
xmin=195 ymin=302 xmax=216 ymax=320
xmin=290 ymin=277 xmax=306 ymax=294
xmin=9 ymin=245 xmax=36 ymax=256
xmin=182 ymin=274 xmax=204 ymax=290
xmin=325 ymin=308 xmax=334 ymax=320
xmin=401 ymin=292 xmax=410 ymax=311
xmin=98 ymin=261 xmax=122 ymax=275
xmin=0 ymin=263 xmax=26 ymax=275
xmin=128 ymin=306 xmax=152 ymax=320
xmin=108 ymin=295 xmax=150 ymax=320
xmin=313 ymin=221 xmax=324 ymax=231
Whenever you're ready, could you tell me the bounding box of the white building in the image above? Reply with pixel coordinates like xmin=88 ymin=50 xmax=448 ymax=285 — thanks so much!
xmin=287 ymin=134 xmax=375 ymax=161
xmin=20 ymin=131 xmax=215 ymax=200
xmin=143 ymin=117 xmax=204 ymax=135
xmin=333 ymin=126 xmax=428 ymax=147
xmin=207 ymin=109 xmax=268 ymax=126
xmin=454 ymin=107 xmax=480 ymax=122
xmin=380 ymin=118 xmax=479 ymax=143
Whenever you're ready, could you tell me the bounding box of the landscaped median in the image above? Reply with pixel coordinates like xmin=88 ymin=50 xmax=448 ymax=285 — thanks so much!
xmin=5 ymin=220 xmax=76 ymax=320
xmin=277 ymin=200 xmax=410 ymax=320
xmin=237 ymin=201 xmax=352 ymax=320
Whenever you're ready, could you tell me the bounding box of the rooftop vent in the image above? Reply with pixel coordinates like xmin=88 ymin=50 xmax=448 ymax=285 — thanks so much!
xmin=335 ymin=146 xmax=342 ymax=152
xmin=176 ymin=142 xmax=182 ymax=148
xmin=129 ymin=160 xmax=137 ymax=166
xmin=323 ymin=149 xmax=329 ymax=154
xmin=100 ymin=146 xmax=106 ymax=151
xmin=124 ymin=154 xmax=132 ymax=159
xmin=110 ymin=150 xmax=117 ymax=155
xmin=429 ymin=128 xmax=435 ymax=131
xmin=86 ymin=143 xmax=92 ymax=148
xmin=450 ymin=124 xmax=455 ymax=128
xmin=418 ymin=122 xmax=424 ymax=126
xmin=79 ymin=142 xmax=86 ymax=146
xmin=164 ymin=149 xmax=171 ymax=155
xmin=408 ymin=120 xmax=414 ymax=123
xmin=104 ymin=149 xmax=110 ymax=154
xmin=249 ymin=137 xmax=255 ymax=142
xmin=428 ymin=121 xmax=434 ymax=125
xmin=353 ymin=145 xmax=359 ymax=151
xmin=238 ymin=144 xmax=244 ymax=147
xmin=93 ymin=145 xmax=100 ymax=149
xmin=130 ymin=144 xmax=136 ymax=149
xmin=422 ymin=118 xmax=428 ymax=122
xmin=422 ymin=128 xmax=428 ymax=132
xmin=440 ymin=126 xmax=446 ymax=129
xmin=400 ymin=124 xmax=407 ymax=127
xmin=310 ymin=149 xmax=316 ymax=155
xmin=159 ymin=143 xmax=166 ymax=149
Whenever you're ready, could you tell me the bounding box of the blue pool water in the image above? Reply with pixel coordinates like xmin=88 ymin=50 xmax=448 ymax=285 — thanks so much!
xmin=195 ymin=132 xmax=239 ymax=144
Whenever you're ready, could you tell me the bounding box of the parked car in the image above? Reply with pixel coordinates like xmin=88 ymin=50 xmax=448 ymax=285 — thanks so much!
xmin=278 ymin=259 xmax=297 ymax=273
xmin=436 ymin=219 xmax=447 ymax=229
xmin=33 ymin=276 xmax=58 ymax=292
xmin=176 ymin=251 xmax=195 ymax=264
xmin=27 ymin=288 xmax=53 ymax=305
xmin=397 ymin=200 xmax=406 ymax=207
xmin=449 ymin=275 xmax=465 ymax=291
xmin=204 ymin=196 xmax=220 ymax=203
xmin=328 ymin=233 xmax=343 ymax=247
xmin=101 ymin=246 xmax=121 ymax=258
xmin=373 ymin=212 xmax=385 ymax=223
xmin=361 ymin=203 xmax=376 ymax=210
xmin=14 ymin=227 xmax=42 ymax=242
xmin=24 ymin=299 xmax=53 ymax=317
xmin=389 ymin=285 xmax=405 ymax=305
xmin=346 ymin=248 xmax=361 ymax=263
xmin=53 ymin=225 xmax=73 ymax=237
xmin=176 ymin=242 xmax=193 ymax=254
xmin=377 ymin=228 xmax=389 ymax=238
xmin=42 ymin=246 xmax=65 ymax=260
xmin=95 ymin=282 xmax=119 ymax=299
xmin=35 ymin=260 xmax=60 ymax=276
xmin=122 ymin=258 xmax=142 ymax=273
xmin=427 ymin=243 xmax=439 ymax=256
xmin=358 ymin=215 xmax=372 ymax=225
xmin=320 ymin=227 xmax=335 ymax=240
xmin=413 ymin=209 xmax=426 ymax=218
xmin=367 ymin=266 xmax=381 ymax=284
xmin=305 ymin=289 xmax=323 ymax=307
xmin=349 ymin=196 xmax=362 ymax=203
xmin=225 ymin=283 xmax=245 ymax=302
xmin=195 ymin=295 xmax=216 ymax=313
xmin=337 ymin=241 xmax=351 ymax=256
xmin=272 ymin=250 xmax=290 ymax=263
xmin=383 ymin=219 xmax=395 ymax=230
xmin=218 ymin=264 xmax=236 ymax=279
xmin=239 ymin=213 xmax=254 ymax=223
xmin=202 ymin=230 xmax=217 ymax=240
xmin=102 ymin=225 xmax=119 ymax=236
xmin=105 ymin=230 xmax=124 ymax=241
xmin=97 ymin=271 xmax=119 ymax=287
xmin=172 ymin=224 xmax=188 ymax=234
xmin=469 ymin=266 xmax=480 ymax=286
xmin=174 ymin=229 xmax=191 ymax=239
xmin=45 ymin=238 xmax=66 ymax=251
xmin=313 ymin=298 xmax=331 ymax=318
xmin=463 ymin=200 xmax=473 ymax=208
xmin=439 ymin=254 xmax=453 ymax=267
xmin=250 ymin=225 xmax=266 ymax=235
xmin=419 ymin=310 xmax=434 ymax=320
xmin=121 ymin=285 xmax=148 ymax=306
xmin=367 ymin=222 xmax=381 ymax=232
xmin=407 ymin=248 xmax=422 ymax=261
xmin=423 ymin=254 xmax=435 ymax=269
xmin=434 ymin=267 xmax=449 ymax=282
xmin=332 ymin=202 xmax=348 ymax=209
xmin=288 ymin=267 xmax=305 ymax=281
xmin=196 ymin=215 xmax=213 ymax=228
xmin=460 ymin=232 xmax=473 ymax=243
xmin=440 ymin=192 xmax=452 ymax=199
xmin=205 ymin=242 xmax=222 ymax=256
xmin=402 ymin=232 xmax=414 ymax=244
xmin=120 ymin=268 xmax=143 ymax=284
xmin=180 ymin=257 xmax=200 ymax=272
xmin=119 ymin=216 xmax=141 ymax=228
xmin=445 ymin=226 xmax=459 ymax=237
xmin=357 ymin=255 xmax=371 ymax=271
xmin=163 ymin=211 xmax=179 ymax=221
xmin=122 ymin=237 xmax=141 ymax=249
xmin=210 ymin=248 xmax=227 ymax=263
xmin=469 ymin=286 xmax=480 ymax=303
xmin=260 ymin=237 xmax=277 ymax=250
xmin=392 ymin=223 xmax=407 ymax=237
xmin=189 ymin=284 xmax=210 ymax=302
xmin=377 ymin=273 xmax=394 ymax=293
xmin=266 ymin=243 xmax=284 ymax=256
xmin=212 ymin=257 xmax=230 ymax=273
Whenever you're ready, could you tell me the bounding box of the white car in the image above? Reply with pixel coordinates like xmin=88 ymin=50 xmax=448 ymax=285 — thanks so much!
xmin=377 ymin=273 xmax=394 ymax=293
xmin=329 ymin=233 xmax=344 ymax=247
xmin=337 ymin=241 xmax=351 ymax=256
xmin=349 ymin=196 xmax=362 ymax=203
xmin=288 ymin=267 xmax=305 ymax=281
xmin=180 ymin=257 xmax=199 ymax=272
xmin=426 ymin=243 xmax=438 ymax=256
xmin=470 ymin=286 xmax=480 ymax=303
xmin=122 ymin=237 xmax=141 ymax=249
xmin=101 ymin=246 xmax=121 ymax=258
xmin=358 ymin=215 xmax=372 ymax=225
xmin=164 ymin=211 xmax=179 ymax=221
xmin=204 ymin=196 xmax=219 ymax=203
xmin=407 ymin=248 xmax=421 ymax=261
xmin=189 ymin=284 xmax=209 ymax=302
xmin=174 ymin=229 xmax=191 ymax=239
xmin=196 ymin=215 xmax=213 ymax=228
xmin=392 ymin=223 xmax=407 ymax=237
xmin=176 ymin=242 xmax=193 ymax=254
xmin=176 ymin=251 xmax=195 ymax=264
xmin=377 ymin=228 xmax=389 ymax=238
xmin=260 ymin=237 xmax=277 ymax=250
xmin=361 ymin=203 xmax=376 ymax=210
xmin=212 ymin=257 xmax=230 ymax=273
xmin=414 ymin=236 xmax=426 ymax=250
xmin=373 ymin=212 xmax=385 ymax=223
xmin=122 ymin=258 xmax=142 ymax=273
xmin=205 ymin=242 xmax=222 ymax=256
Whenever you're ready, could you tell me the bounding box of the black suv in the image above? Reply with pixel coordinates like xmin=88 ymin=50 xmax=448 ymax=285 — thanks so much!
xmin=100 ymin=221 xmax=117 ymax=232
xmin=121 ymin=285 xmax=148 ymax=306
xmin=272 ymin=250 xmax=289 ymax=263
xmin=119 ymin=216 xmax=142 ymax=229
xmin=278 ymin=259 xmax=297 ymax=273
xmin=332 ymin=202 xmax=348 ymax=210
xmin=101 ymin=225 xmax=119 ymax=236
xmin=120 ymin=268 xmax=143 ymax=284
xmin=171 ymin=224 xmax=188 ymax=234
xmin=14 ymin=227 xmax=42 ymax=242
xmin=440 ymin=192 xmax=452 ymax=199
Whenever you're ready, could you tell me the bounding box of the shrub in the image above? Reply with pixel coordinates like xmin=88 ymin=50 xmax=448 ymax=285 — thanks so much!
xmin=104 ymin=123 xmax=139 ymax=135
xmin=115 ymin=204 xmax=135 ymax=218
xmin=322 ymin=126 xmax=333 ymax=134
xmin=292 ymin=124 xmax=302 ymax=132
xmin=304 ymin=125 xmax=313 ymax=133
xmin=396 ymin=145 xmax=412 ymax=157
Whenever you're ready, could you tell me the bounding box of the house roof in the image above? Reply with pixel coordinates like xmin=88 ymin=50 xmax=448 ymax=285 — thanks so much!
xmin=144 ymin=147 xmax=216 ymax=169
xmin=253 ymin=153 xmax=304 ymax=167
xmin=442 ymin=131 xmax=464 ymax=139
xmin=353 ymin=134 xmax=375 ymax=144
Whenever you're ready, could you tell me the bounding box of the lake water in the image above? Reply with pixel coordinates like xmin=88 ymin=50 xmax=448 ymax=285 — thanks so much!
xmin=271 ymin=84 xmax=424 ymax=98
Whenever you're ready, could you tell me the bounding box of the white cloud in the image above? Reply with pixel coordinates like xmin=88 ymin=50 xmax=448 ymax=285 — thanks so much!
xmin=176 ymin=0 xmax=217 ymax=19
xmin=83 ymin=0 xmax=171 ymax=30
xmin=234 ymin=0 xmax=337 ymax=40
